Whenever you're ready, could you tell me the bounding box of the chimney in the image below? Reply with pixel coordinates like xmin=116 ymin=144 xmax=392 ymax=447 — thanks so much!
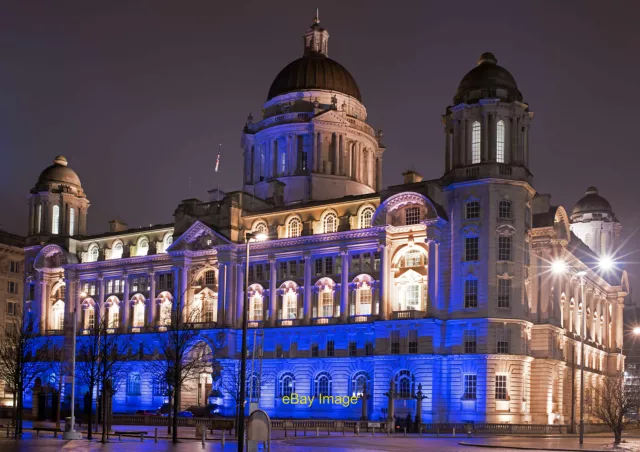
xmin=109 ymin=220 xmax=128 ymax=233
xmin=402 ymin=169 xmax=423 ymax=184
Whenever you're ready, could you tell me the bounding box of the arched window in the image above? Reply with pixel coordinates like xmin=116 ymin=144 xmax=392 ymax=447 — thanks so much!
xmin=249 ymin=293 xmax=263 ymax=321
xmin=403 ymin=249 xmax=422 ymax=267
xmin=356 ymin=282 xmax=372 ymax=315
xmin=287 ymin=217 xmax=301 ymax=238
xmin=162 ymin=233 xmax=173 ymax=253
xmin=359 ymin=206 xmax=375 ymax=229
xmin=69 ymin=208 xmax=75 ymax=235
xmin=395 ymin=369 xmax=415 ymax=398
xmin=85 ymin=306 xmax=95 ymax=329
xmin=247 ymin=373 xmax=260 ymax=400
xmin=496 ymin=120 xmax=505 ymax=163
xmin=51 ymin=300 xmax=64 ymax=330
xmin=322 ymin=212 xmax=338 ymax=233
xmin=351 ymin=371 xmax=370 ymax=397
xmin=279 ymin=372 xmax=295 ymax=397
xmin=88 ymin=244 xmax=99 ymax=262
xmin=320 ymin=288 xmax=333 ymax=317
xmin=314 ymin=372 xmax=332 ymax=397
xmin=111 ymin=241 xmax=124 ymax=259
xmin=132 ymin=296 xmax=145 ymax=327
xmin=282 ymin=289 xmax=297 ymax=319
xmin=126 ymin=374 xmax=141 ymax=396
xmin=137 ymin=237 xmax=149 ymax=256
xmin=471 ymin=121 xmax=481 ymax=164
xmin=253 ymin=221 xmax=268 ymax=236
xmin=159 ymin=294 xmax=172 ymax=326
xmin=52 ymin=205 xmax=60 ymax=234
xmin=108 ymin=301 xmax=120 ymax=328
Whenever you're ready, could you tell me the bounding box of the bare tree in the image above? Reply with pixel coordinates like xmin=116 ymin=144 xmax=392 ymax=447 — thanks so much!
xmin=144 ymin=282 xmax=213 ymax=443
xmin=592 ymin=373 xmax=640 ymax=443
xmin=0 ymin=312 xmax=51 ymax=437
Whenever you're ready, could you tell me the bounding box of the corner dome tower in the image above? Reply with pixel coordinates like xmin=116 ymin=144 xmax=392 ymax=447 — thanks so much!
xmin=441 ymin=52 xmax=533 ymax=185
xmin=241 ymin=13 xmax=385 ymax=205
xmin=27 ymin=156 xmax=90 ymax=241
xmin=570 ymin=186 xmax=620 ymax=256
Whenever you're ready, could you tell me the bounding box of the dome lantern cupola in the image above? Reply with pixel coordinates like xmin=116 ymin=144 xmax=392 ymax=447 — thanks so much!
xmin=570 ymin=186 xmax=621 ymax=256
xmin=303 ymin=9 xmax=329 ymax=57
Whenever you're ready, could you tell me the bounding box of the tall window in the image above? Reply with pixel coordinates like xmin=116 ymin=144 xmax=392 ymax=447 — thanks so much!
xmin=52 ymin=300 xmax=64 ymax=330
xmin=109 ymin=304 xmax=120 ymax=328
xmin=279 ymin=372 xmax=295 ymax=397
xmin=357 ymin=286 xmax=372 ymax=315
xmin=498 ymin=278 xmax=511 ymax=308
xmin=247 ymin=373 xmax=260 ymax=400
xmin=36 ymin=205 xmax=42 ymax=233
xmin=406 ymin=284 xmax=420 ymax=310
xmin=395 ymin=370 xmax=414 ymax=399
xmin=160 ymin=300 xmax=172 ymax=325
xmin=496 ymin=120 xmax=505 ymax=163
xmin=249 ymin=294 xmax=263 ymax=321
xmin=320 ymin=290 xmax=333 ymax=317
xmin=137 ymin=238 xmax=149 ymax=256
xmin=499 ymin=200 xmax=512 ymax=220
xmin=86 ymin=307 xmax=95 ymax=329
xmin=323 ymin=212 xmax=338 ymax=233
xmin=204 ymin=271 xmax=216 ymax=286
xmin=282 ymin=291 xmax=297 ymax=319
xmin=52 ymin=205 xmax=60 ymax=234
xmin=359 ymin=206 xmax=375 ymax=229
xmin=153 ymin=378 xmax=167 ymax=396
xmin=203 ymin=294 xmax=215 ymax=322
xmin=405 ymin=207 xmax=420 ymax=225
xmin=497 ymin=328 xmax=510 ymax=353
xmin=464 ymin=374 xmax=477 ymax=399
xmin=69 ymin=208 xmax=75 ymax=235
xmin=465 ymin=237 xmax=479 ymax=261
xmin=464 ymin=329 xmax=477 ymax=353
xmin=404 ymin=250 xmax=421 ymax=267
xmin=391 ymin=330 xmax=400 ymax=354
xmin=471 ymin=121 xmax=481 ymax=164
xmin=351 ymin=372 xmax=369 ymax=397
xmin=88 ymin=245 xmax=99 ymax=262
xmin=465 ymin=201 xmax=480 ymax=219
xmin=495 ymin=374 xmax=508 ymax=400
xmin=133 ymin=301 xmax=145 ymax=327
xmin=163 ymin=233 xmax=173 ymax=252
xmin=287 ymin=218 xmax=301 ymax=238
xmin=314 ymin=372 xmax=332 ymax=397
xmin=112 ymin=241 xmax=124 ymax=259
xmin=498 ymin=236 xmax=512 ymax=261
xmin=126 ymin=374 xmax=141 ymax=396
xmin=464 ymin=279 xmax=478 ymax=308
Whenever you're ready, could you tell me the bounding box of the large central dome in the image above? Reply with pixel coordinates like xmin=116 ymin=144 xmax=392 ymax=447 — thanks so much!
xmin=267 ymin=54 xmax=362 ymax=101
xmin=266 ymin=16 xmax=362 ymax=102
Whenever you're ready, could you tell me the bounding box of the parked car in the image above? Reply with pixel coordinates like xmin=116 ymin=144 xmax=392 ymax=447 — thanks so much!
xmin=177 ymin=411 xmax=193 ymax=418
xmin=185 ymin=404 xmax=220 ymax=418
xmin=135 ymin=409 xmax=160 ymax=416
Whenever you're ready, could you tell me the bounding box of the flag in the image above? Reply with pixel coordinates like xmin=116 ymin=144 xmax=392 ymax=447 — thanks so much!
xmin=215 ymin=144 xmax=221 ymax=172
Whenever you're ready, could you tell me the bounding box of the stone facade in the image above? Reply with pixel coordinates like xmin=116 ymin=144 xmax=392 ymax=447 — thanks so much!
xmin=20 ymin=17 xmax=628 ymax=425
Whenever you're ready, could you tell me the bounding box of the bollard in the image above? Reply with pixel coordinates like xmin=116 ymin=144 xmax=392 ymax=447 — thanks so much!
xmin=284 ymin=426 xmax=288 ymax=438
xmin=202 ymin=429 xmax=206 ymax=449
xmin=222 ymin=430 xmax=225 ymax=446
xmin=295 ymin=425 xmax=297 ymax=437
xmin=155 ymin=428 xmax=158 ymax=443
xmin=467 ymin=429 xmax=471 ymax=438
xmin=316 ymin=427 xmax=319 ymax=437
xmin=343 ymin=426 xmax=345 ymax=436
xmin=420 ymin=426 xmax=423 ymax=437
xmin=437 ymin=427 xmax=439 ymax=437
xmin=328 ymin=426 xmax=330 ymax=436
xmin=404 ymin=427 xmax=406 ymax=436
xmin=386 ymin=426 xmax=389 ymax=436
xmin=356 ymin=424 xmax=359 ymax=436
xmin=453 ymin=427 xmax=456 ymax=437
xmin=373 ymin=426 xmax=375 ymax=436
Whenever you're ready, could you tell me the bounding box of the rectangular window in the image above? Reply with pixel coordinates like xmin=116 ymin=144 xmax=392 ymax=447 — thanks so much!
xmin=326 ymin=340 xmax=335 ymax=357
xmin=9 ymin=261 xmax=19 ymax=273
xmin=495 ymin=375 xmax=508 ymax=400
xmin=7 ymin=301 xmax=17 ymax=316
xmin=362 ymin=253 xmax=371 ymax=272
xmin=390 ymin=330 xmax=400 ymax=354
xmin=256 ymin=264 xmax=264 ymax=281
xmin=289 ymin=261 xmax=297 ymax=277
xmin=408 ymin=330 xmax=418 ymax=354
xmin=498 ymin=278 xmax=511 ymax=308
xmin=471 ymin=122 xmax=481 ymax=164
xmin=464 ymin=374 xmax=477 ymax=400
xmin=465 ymin=237 xmax=479 ymax=261
xmin=114 ymin=279 xmax=121 ymax=293
xmin=406 ymin=285 xmax=420 ymax=310
xmin=464 ymin=280 xmax=478 ymax=308
xmin=498 ymin=236 xmax=512 ymax=261
xmin=349 ymin=341 xmax=357 ymax=357
xmin=52 ymin=205 xmax=59 ymax=235
xmin=7 ymin=282 xmax=18 ymax=294
xmin=499 ymin=200 xmax=512 ymax=220
xmin=465 ymin=201 xmax=480 ymax=219
xmin=464 ymin=329 xmax=477 ymax=353
xmin=374 ymin=252 xmax=380 ymax=271
xmin=311 ymin=343 xmax=319 ymax=357
xmin=352 ymin=254 xmax=361 ymax=273
xmin=365 ymin=342 xmax=374 ymax=356
xmin=205 ymin=271 xmax=215 ymax=285
xmin=325 ymin=257 xmax=333 ymax=275
xmin=69 ymin=208 xmax=75 ymax=235
xmin=279 ymin=261 xmax=287 ymax=279
xmin=405 ymin=207 xmax=420 ymax=225
xmin=132 ymin=277 xmax=139 ymax=292
xmin=315 ymin=258 xmax=323 ymax=276
xmin=497 ymin=328 xmax=510 ymax=354
xmin=107 ymin=280 xmax=113 ymax=294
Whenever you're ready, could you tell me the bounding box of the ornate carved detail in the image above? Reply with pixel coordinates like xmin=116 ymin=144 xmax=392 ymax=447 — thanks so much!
xmin=496 ymin=224 xmax=516 ymax=236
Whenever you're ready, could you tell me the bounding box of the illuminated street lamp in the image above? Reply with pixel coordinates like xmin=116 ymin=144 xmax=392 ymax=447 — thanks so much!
xmin=238 ymin=231 xmax=267 ymax=452
xmin=552 ymin=256 xmax=615 ymax=445
xmin=634 ymin=327 xmax=640 ymax=336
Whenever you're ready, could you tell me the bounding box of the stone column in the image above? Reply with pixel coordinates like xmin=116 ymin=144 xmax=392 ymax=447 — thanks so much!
xmin=39 ymin=273 xmax=47 ymax=334
xmin=332 ymin=133 xmax=339 ymax=175
xmin=148 ymin=271 xmax=156 ymax=327
xmin=98 ymin=276 xmax=105 ymax=326
xmin=290 ymin=134 xmax=297 ymax=175
xmin=311 ymin=131 xmax=317 ymax=172
xmin=459 ymin=119 xmax=466 ymax=165
xmin=379 ymin=243 xmax=388 ymax=319
xmin=217 ymin=264 xmax=226 ymax=325
xmin=269 ymin=258 xmax=277 ymax=326
xmin=427 ymin=239 xmax=439 ymax=313
xmin=340 ymin=250 xmax=349 ymax=321
xmin=181 ymin=265 xmax=189 ymax=321
xmin=303 ymin=253 xmax=312 ymax=325
xmin=271 ymin=139 xmax=278 ymax=177
xmin=616 ymin=300 xmax=624 ymax=350
xmin=339 ymin=134 xmax=345 ymax=175
xmin=316 ymin=133 xmax=323 ymax=173
xmin=122 ymin=274 xmax=130 ymax=330
xmin=236 ymin=262 xmax=245 ymax=328
xmin=482 ymin=113 xmax=489 ymax=162
xmin=376 ymin=156 xmax=383 ymax=191
xmin=225 ymin=263 xmax=234 ymax=327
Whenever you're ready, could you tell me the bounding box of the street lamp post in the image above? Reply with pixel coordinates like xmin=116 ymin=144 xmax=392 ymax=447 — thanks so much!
xmin=238 ymin=231 xmax=266 ymax=452
xmin=62 ymin=307 xmax=82 ymax=440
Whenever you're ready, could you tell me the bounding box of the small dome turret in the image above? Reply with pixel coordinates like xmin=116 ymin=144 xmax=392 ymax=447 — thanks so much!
xmin=453 ymin=52 xmax=523 ymax=105
xmin=571 ymin=186 xmax=615 ymax=221
xmin=35 ymin=155 xmax=82 ymax=190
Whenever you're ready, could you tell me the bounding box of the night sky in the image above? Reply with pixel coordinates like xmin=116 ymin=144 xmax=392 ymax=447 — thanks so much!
xmin=0 ymin=1 xmax=639 ymax=285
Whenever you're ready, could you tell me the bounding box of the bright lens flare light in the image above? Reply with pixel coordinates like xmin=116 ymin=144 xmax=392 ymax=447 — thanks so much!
xmin=254 ymin=232 xmax=268 ymax=242
xmin=634 ymin=327 xmax=640 ymax=336
xmin=599 ymin=255 xmax=614 ymax=271
xmin=551 ymin=260 xmax=568 ymax=274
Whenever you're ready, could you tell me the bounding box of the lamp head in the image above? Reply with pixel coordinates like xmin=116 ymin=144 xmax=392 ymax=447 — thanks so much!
xmin=598 ymin=255 xmax=614 ymax=272
xmin=633 ymin=327 xmax=640 ymax=336
xmin=246 ymin=231 xmax=268 ymax=242
xmin=80 ymin=291 xmax=87 ymax=299
xmin=551 ymin=260 xmax=568 ymax=275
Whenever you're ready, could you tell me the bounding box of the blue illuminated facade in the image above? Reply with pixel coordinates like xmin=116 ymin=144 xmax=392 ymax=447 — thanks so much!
xmin=22 ymin=15 xmax=628 ymax=426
